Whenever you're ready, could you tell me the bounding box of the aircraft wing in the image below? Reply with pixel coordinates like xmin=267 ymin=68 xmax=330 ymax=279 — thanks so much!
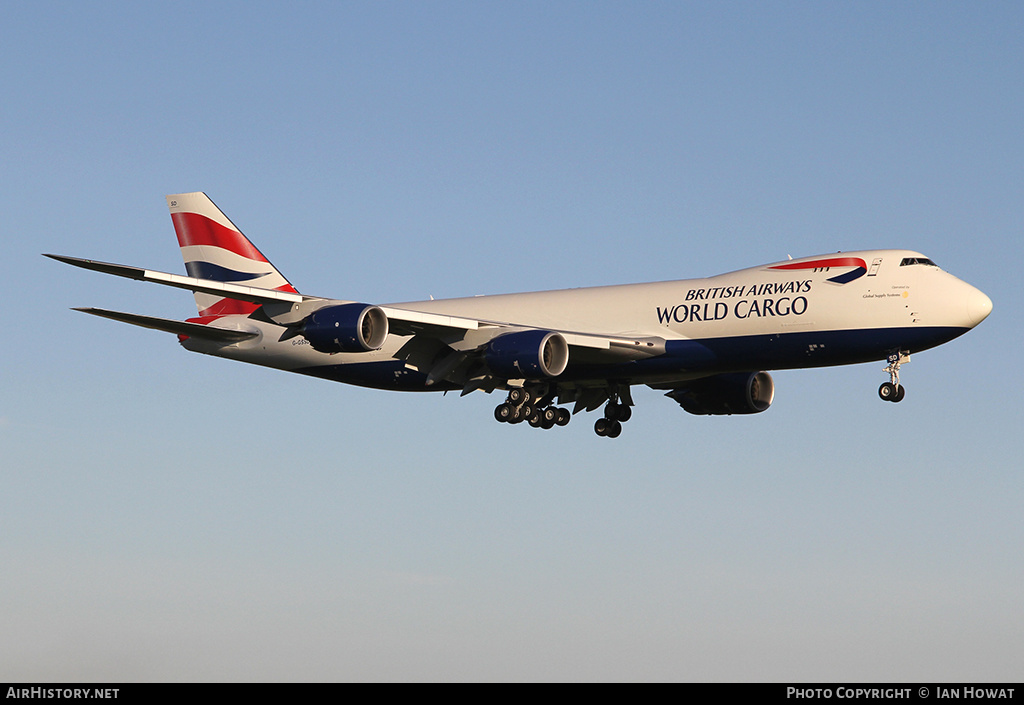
xmin=72 ymin=307 xmax=259 ymax=342
xmin=50 ymin=253 xmax=667 ymax=372
xmin=45 ymin=254 xmax=311 ymax=306
xmin=379 ymin=305 xmax=665 ymax=358
xmin=378 ymin=306 xmax=487 ymax=336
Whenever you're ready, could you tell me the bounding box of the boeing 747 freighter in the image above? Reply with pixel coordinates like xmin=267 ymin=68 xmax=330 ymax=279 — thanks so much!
xmin=48 ymin=192 xmax=992 ymax=438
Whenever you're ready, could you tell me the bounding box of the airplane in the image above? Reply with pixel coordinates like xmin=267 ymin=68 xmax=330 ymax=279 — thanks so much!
xmin=47 ymin=192 xmax=993 ymax=438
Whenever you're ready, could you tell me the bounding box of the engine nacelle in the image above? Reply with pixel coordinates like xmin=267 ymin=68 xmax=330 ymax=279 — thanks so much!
xmin=300 ymin=303 xmax=389 ymax=353
xmin=485 ymin=330 xmax=569 ymax=379
xmin=667 ymin=371 xmax=775 ymax=415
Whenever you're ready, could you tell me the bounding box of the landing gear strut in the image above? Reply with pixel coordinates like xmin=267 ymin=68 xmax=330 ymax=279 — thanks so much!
xmin=878 ymin=352 xmax=909 ymax=403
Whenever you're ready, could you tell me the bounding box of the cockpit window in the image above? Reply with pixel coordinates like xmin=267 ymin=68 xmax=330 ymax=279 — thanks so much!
xmin=900 ymin=257 xmax=937 ymax=267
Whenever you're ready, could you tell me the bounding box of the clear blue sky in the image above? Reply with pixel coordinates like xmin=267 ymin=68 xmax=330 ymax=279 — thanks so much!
xmin=2 ymin=1 xmax=1021 ymax=681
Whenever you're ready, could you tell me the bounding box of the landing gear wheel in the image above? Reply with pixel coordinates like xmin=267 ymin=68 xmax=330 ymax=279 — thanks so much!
xmin=880 ymin=352 xmax=909 ymax=403
xmin=595 ymin=418 xmax=622 ymax=438
xmin=555 ymin=408 xmax=571 ymax=426
xmin=604 ymin=402 xmax=632 ymax=423
xmin=495 ymin=403 xmax=514 ymax=423
xmin=510 ymin=405 xmax=526 ymax=424
xmin=879 ymin=383 xmax=905 ymax=402
xmin=528 ymin=411 xmax=543 ymax=427
xmin=508 ymin=388 xmax=531 ymax=405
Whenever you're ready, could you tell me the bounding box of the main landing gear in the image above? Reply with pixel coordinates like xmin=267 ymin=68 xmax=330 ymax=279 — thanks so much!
xmin=878 ymin=351 xmax=909 ymax=403
xmin=493 ymin=388 xmax=571 ymax=430
xmin=493 ymin=385 xmax=634 ymax=438
xmin=594 ymin=399 xmax=632 ymax=438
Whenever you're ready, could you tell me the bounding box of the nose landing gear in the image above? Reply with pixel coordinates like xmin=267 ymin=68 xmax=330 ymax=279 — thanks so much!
xmin=879 ymin=352 xmax=909 ymax=403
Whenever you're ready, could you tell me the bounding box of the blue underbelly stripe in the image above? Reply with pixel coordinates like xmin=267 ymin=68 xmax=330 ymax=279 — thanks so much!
xmin=292 ymin=325 xmax=971 ymax=389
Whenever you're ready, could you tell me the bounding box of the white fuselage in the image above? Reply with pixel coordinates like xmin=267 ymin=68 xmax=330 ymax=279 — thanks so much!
xmin=184 ymin=249 xmax=991 ymax=391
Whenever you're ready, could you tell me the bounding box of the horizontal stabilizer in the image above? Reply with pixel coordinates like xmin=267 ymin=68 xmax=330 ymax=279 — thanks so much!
xmin=72 ymin=307 xmax=259 ymax=343
xmin=46 ymin=254 xmax=307 ymax=306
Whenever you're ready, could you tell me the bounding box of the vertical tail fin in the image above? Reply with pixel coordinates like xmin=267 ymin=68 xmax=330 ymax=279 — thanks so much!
xmin=166 ymin=192 xmax=299 ymax=317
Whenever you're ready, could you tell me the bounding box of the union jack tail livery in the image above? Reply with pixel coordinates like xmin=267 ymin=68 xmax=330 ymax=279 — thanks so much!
xmin=167 ymin=192 xmax=298 ymax=318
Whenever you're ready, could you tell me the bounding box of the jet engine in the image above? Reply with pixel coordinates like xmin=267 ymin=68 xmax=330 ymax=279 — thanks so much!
xmin=666 ymin=371 xmax=775 ymax=415
xmin=292 ymin=303 xmax=389 ymax=353
xmin=484 ymin=330 xmax=569 ymax=379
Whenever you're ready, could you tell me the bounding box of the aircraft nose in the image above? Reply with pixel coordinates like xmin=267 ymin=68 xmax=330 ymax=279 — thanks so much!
xmin=966 ymin=286 xmax=993 ymax=327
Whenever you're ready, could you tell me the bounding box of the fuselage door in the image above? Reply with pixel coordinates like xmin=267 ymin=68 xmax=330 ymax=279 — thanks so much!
xmin=867 ymin=258 xmax=883 ymax=276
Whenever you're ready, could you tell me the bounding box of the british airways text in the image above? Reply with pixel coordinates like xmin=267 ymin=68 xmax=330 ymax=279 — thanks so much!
xmin=657 ymin=280 xmax=812 ymax=324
